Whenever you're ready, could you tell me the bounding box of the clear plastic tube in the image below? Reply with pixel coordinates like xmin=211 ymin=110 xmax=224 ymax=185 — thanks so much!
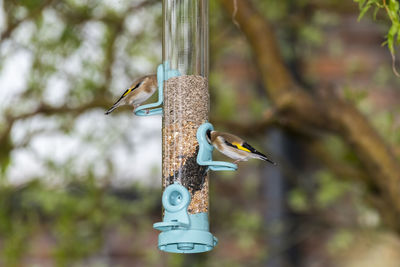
xmin=162 ymin=0 xmax=209 ymax=214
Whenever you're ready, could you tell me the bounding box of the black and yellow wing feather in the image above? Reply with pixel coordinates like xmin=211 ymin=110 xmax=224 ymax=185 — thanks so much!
xmin=115 ymin=81 xmax=143 ymax=103
xmin=225 ymin=140 xmax=275 ymax=164
xmin=104 ymin=81 xmax=143 ymax=115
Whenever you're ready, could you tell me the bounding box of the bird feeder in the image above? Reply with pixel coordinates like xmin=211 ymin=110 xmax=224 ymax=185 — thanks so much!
xmin=152 ymin=0 xmax=218 ymax=253
xmin=152 ymin=0 xmax=237 ymax=253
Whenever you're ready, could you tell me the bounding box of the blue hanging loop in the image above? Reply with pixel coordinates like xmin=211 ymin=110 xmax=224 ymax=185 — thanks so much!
xmin=134 ymin=62 xmax=180 ymax=116
xmin=153 ymin=183 xmax=218 ymax=253
xmin=196 ymin=122 xmax=238 ymax=171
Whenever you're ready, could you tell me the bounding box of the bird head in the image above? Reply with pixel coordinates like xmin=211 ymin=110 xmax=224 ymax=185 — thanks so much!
xmin=206 ymin=129 xmax=212 ymax=144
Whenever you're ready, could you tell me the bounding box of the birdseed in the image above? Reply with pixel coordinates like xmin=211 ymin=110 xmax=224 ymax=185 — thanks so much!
xmin=162 ymin=75 xmax=209 ymax=214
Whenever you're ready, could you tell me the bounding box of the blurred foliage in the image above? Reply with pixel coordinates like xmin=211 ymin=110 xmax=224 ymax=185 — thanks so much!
xmin=0 ymin=179 xmax=159 ymax=266
xmin=315 ymin=171 xmax=350 ymax=208
xmin=327 ymin=229 xmax=354 ymax=253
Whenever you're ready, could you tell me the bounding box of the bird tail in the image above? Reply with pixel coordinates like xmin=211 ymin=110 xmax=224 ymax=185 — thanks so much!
xmin=253 ymin=151 xmax=276 ymax=165
xmin=104 ymin=103 xmax=119 ymax=115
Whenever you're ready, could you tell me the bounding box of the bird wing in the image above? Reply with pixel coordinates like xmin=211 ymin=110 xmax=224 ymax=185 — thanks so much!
xmin=227 ymin=139 xmax=269 ymax=159
xmin=216 ymin=131 xmax=275 ymax=164
xmin=241 ymin=142 xmax=268 ymax=158
xmin=217 ymin=132 xmax=250 ymax=153
xmin=114 ymin=80 xmax=144 ymax=104
xmin=225 ymin=140 xmax=251 ymax=153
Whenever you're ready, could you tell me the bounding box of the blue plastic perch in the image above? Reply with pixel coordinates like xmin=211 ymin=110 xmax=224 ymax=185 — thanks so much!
xmin=134 ymin=62 xmax=180 ymax=116
xmin=196 ymin=122 xmax=238 ymax=171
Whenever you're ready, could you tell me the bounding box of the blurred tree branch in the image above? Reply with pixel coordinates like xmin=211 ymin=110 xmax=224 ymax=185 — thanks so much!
xmin=1 ymin=0 xmax=54 ymax=41
xmin=0 ymin=96 xmax=110 ymax=138
xmin=9 ymin=98 xmax=111 ymax=122
xmin=0 ymin=0 xmax=160 ymax=169
xmin=220 ymin=0 xmax=400 ymax=232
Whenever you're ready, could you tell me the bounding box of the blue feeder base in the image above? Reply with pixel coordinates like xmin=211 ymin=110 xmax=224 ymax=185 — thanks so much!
xmin=157 ymin=213 xmax=218 ymax=253
xmin=153 ymin=183 xmax=217 ymax=253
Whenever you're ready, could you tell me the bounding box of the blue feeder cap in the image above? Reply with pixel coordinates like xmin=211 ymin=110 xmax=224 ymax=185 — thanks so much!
xmin=153 ymin=183 xmax=218 ymax=253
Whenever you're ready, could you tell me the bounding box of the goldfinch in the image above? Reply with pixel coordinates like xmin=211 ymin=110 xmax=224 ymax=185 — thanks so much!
xmin=206 ymin=130 xmax=276 ymax=165
xmin=105 ymin=75 xmax=157 ymax=115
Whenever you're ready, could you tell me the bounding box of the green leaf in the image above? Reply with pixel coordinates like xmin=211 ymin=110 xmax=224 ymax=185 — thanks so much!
xmin=373 ymin=5 xmax=380 ymax=20
xmin=387 ymin=23 xmax=397 ymax=53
